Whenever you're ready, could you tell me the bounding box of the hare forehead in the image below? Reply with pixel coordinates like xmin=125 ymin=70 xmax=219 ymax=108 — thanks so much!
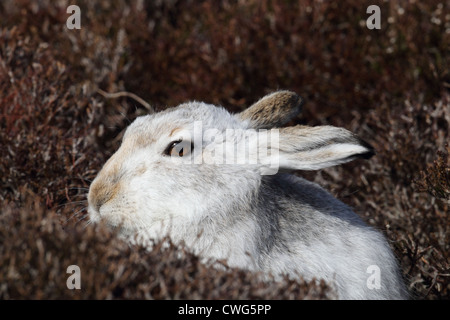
xmin=124 ymin=102 xmax=245 ymax=144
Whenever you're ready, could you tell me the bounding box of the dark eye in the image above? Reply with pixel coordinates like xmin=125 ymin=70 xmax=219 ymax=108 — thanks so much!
xmin=164 ymin=140 xmax=194 ymax=157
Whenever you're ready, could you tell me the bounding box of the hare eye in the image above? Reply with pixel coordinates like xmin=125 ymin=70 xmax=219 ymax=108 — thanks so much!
xmin=164 ymin=140 xmax=194 ymax=157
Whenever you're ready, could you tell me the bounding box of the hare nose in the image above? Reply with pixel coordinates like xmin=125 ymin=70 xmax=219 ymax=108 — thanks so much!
xmin=88 ymin=178 xmax=119 ymax=213
xmin=92 ymin=193 xmax=110 ymax=213
xmin=88 ymin=153 xmax=125 ymax=211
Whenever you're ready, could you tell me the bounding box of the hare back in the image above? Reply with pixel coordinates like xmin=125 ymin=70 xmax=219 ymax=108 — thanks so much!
xmin=249 ymin=174 xmax=407 ymax=299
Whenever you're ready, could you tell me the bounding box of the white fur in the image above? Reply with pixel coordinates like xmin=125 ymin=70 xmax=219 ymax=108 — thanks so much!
xmin=88 ymin=96 xmax=407 ymax=300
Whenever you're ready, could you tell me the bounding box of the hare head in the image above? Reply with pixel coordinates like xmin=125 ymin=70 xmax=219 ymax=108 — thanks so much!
xmin=87 ymin=91 xmax=411 ymax=300
xmin=87 ymin=91 xmax=374 ymax=242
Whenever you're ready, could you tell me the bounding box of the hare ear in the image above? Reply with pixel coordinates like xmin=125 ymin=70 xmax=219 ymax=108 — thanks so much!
xmin=238 ymin=91 xmax=303 ymax=129
xmin=256 ymin=125 xmax=375 ymax=174
xmin=275 ymin=125 xmax=375 ymax=170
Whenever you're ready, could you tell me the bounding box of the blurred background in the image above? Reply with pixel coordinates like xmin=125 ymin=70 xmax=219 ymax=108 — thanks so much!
xmin=0 ymin=0 xmax=448 ymax=299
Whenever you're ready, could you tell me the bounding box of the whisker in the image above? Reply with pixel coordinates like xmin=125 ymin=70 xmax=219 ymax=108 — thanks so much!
xmin=119 ymin=111 xmax=132 ymax=125
xmin=65 ymin=206 xmax=88 ymax=223
xmin=59 ymin=195 xmax=88 ymax=202
xmin=77 ymin=214 xmax=89 ymax=223
xmin=66 ymin=187 xmax=90 ymax=191
xmin=54 ymin=200 xmax=87 ymax=209
xmin=83 ymin=219 xmax=94 ymax=229
xmin=66 ymin=176 xmax=94 ymax=184
xmin=65 ymin=194 xmax=88 ymax=200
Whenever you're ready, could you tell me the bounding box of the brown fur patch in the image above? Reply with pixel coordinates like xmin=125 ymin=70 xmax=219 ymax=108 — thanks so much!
xmin=239 ymin=91 xmax=303 ymax=129
xmin=88 ymin=176 xmax=121 ymax=211
xmin=88 ymin=152 xmax=125 ymax=211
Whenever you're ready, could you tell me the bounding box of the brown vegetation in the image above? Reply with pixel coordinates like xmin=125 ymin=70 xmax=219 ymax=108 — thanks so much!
xmin=0 ymin=0 xmax=448 ymax=299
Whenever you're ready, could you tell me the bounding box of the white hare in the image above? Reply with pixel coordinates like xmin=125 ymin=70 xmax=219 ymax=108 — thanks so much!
xmin=88 ymin=91 xmax=407 ymax=299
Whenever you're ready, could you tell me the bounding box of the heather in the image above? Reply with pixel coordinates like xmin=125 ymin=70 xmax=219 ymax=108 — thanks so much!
xmin=0 ymin=0 xmax=448 ymax=299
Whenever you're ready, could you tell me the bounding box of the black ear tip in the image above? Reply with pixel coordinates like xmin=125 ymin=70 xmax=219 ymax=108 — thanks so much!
xmin=359 ymin=139 xmax=376 ymax=159
xmin=360 ymin=148 xmax=376 ymax=159
xmin=285 ymin=91 xmax=304 ymax=111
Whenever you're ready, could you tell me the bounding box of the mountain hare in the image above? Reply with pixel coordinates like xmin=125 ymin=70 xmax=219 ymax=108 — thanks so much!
xmin=88 ymin=91 xmax=407 ymax=299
